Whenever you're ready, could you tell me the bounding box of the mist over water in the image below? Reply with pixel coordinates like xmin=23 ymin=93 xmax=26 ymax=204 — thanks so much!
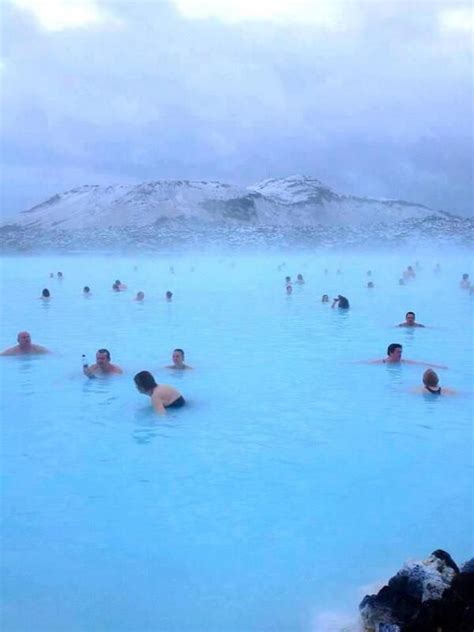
xmin=0 ymin=249 xmax=472 ymax=631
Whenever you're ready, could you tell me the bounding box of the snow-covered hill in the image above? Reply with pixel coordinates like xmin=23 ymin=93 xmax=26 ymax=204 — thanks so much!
xmin=2 ymin=175 xmax=451 ymax=230
xmin=1 ymin=175 xmax=470 ymax=251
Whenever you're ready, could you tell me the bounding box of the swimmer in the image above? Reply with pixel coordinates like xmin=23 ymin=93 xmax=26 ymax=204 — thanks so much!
xmin=135 ymin=291 xmax=145 ymax=301
xmin=0 ymin=331 xmax=50 ymax=355
xmin=166 ymin=348 xmax=193 ymax=370
xmin=412 ymin=369 xmax=456 ymax=396
xmin=83 ymin=286 xmax=91 ymax=296
xmin=134 ymin=371 xmax=185 ymax=414
xmin=399 ymin=278 xmax=405 ymax=286
xmin=286 ymin=284 xmax=293 ymax=295
xmin=57 ymin=272 xmax=63 ymax=279
xmin=332 ymin=295 xmax=349 ymax=309
xmin=49 ymin=272 xmax=55 ymax=278
xmin=367 ymin=343 xmax=447 ymax=368
xmin=321 ymin=294 xmax=329 ymax=303
xmin=285 ymin=276 xmax=292 ymax=285
xmin=367 ymin=270 xmax=372 ymax=277
xmin=407 ymin=265 xmax=416 ymax=279
xmin=460 ymin=273 xmax=470 ymax=289
xmin=296 ymin=274 xmax=305 ymax=284
xmin=397 ymin=311 xmax=425 ymax=328
xmin=169 ymin=266 xmax=175 ymax=274
xmin=112 ymin=279 xmax=127 ymax=291
xmin=40 ymin=288 xmax=51 ymax=300
xmin=165 ymin=291 xmax=173 ymax=301
xmin=367 ymin=282 xmax=374 ymax=289
xmin=83 ymin=349 xmax=123 ymax=377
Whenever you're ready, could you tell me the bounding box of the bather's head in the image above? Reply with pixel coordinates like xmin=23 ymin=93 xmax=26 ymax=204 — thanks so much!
xmin=423 ymin=369 xmax=439 ymax=388
xmin=134 ymin=370 xmax=158 ymax=393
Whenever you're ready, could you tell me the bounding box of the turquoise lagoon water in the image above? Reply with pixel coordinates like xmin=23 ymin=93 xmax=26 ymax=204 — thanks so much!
xmin=0 ymin=253 xmax=472 ymax=632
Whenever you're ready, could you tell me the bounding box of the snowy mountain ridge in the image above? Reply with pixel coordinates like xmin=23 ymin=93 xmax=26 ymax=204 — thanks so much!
xmin=3 ymin=174 xmax=452 ymax=231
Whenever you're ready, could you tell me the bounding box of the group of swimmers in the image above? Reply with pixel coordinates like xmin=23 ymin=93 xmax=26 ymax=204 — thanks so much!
xmin=2 ymin=263 xmax=471 ymax=412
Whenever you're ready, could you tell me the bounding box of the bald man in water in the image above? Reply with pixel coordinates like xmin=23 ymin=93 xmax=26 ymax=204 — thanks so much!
xmin=0 ymin=331 xmax=50 ymax=355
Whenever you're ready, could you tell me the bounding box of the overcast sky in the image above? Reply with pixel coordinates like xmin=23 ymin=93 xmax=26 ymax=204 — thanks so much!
xmin=1 ymin=0 xmax=472 ymax=217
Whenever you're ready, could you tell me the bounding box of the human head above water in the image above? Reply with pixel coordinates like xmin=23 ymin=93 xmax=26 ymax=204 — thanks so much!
xmin=387 ymin=343 xmax=402 ymax=358
xmin=83 ymin=286 xmax=90 ymax=293
xmin=96 ymin=348 xmax=111 ymax=363
xmin=405 ymin=311 xmax=416 ymax=322
xmin=17 ymin=331 xmax=32 ymax=347
xmin=42 ymin=288 xmax=50 ymax=297
xmin=173 ymin=348 xmax=185 ymax=362
xmin=423 ymin=369 xmax=439 ymax=387
xmin=134 ymin=370 xmax=157 ymax=392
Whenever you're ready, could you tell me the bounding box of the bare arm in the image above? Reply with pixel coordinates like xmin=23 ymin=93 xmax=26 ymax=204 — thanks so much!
xmin=403 ymin=360 xmax=448 ymax=369
xmin=151 ymin=393 xmax=166 ymax=415
xmin=83 ymin=364 xmax=97 ymax=378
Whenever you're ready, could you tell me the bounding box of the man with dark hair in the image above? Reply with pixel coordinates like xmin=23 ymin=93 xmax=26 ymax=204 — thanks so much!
xmin=83 ymin=348 xmax=123 ymax=377
xmin=134 ymin=371 xmax=185 ymax=414
xmin=397 ymin=311 xmax=425 ymax=327
xmin=367 ymin=343 xmax=447 ymax=367
xmin=166 ymin=348 xmax=192 ymax=370
xmin=332 ymin=295 xmax=350 ymax=309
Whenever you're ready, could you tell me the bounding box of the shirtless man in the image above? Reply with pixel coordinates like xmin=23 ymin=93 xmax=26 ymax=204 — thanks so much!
xmin=412 ymin=369 xmax=455 ymax=395
xmin=83 ymin=349 xmax=123 ymax=377
xmin=368 ymin=343 xmax=447 ymax=368
xmin=134 ymin=370 xmax=185 ymax=414
xmin=0 ymin=331 xmax=50 ymax=355
xmin=166 ymin=348 xmax=192 ymax=370
xmin=397 ymin=311 xmax=425 ymax=328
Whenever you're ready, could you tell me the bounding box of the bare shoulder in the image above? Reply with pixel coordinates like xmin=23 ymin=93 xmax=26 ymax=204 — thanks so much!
xmin=112 ymin=364 xmax=123 ymax=374
xmin=0 ymin=346 xmax=17 ymax=356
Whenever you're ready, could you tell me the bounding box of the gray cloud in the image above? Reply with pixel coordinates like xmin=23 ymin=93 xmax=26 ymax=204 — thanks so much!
xmin=1 ymin=0 xmax=472 ymax=217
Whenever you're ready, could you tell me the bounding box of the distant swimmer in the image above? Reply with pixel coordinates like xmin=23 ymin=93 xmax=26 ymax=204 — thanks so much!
xmin=57 ymin=272 xmax=63 ymax=279
xmin=321 ymin=294 xmax=329 ymax=303
xmin=134 ymin=370 xmax=185 ymax=414
xmin=165 ymin=291 xmax=173 ymax=301
xmin=83 ymin=286 xmax=91 ymax=296
xmin=397 ymin=311 xmax=425 ymax=328
xmin=112 ymin=280 xmax=127 ymax=291
xmin=412 ymin=369 xmax=456 ymax=396
xmin=399 ymin=278 xmax=405 ymax=286
xmin=169 ymin=266 xmax=175 ymax=274
xmin=49 ymin=272 xmax=55 ymax=278
xmin=285 ymin=276 xmax=292 ymax=285
xmin=332 ymin=295 xmax=349 ymax=309
xmin=286 ymin=284 xmax=293 ymax=295
xmin=367 ymin=343 xmax=447 ymax=368
xmin=367 ymin=270 xmax=372 ymax=277
xmin=296 ymin=274 xmax=305 ymax=284
xmin=460 ymin=273 xmax=470 ymax=289
xmin=83 ymin=348 xmax=123 ymax=378
xmin=367 ymin=281 xmax=374 ymax=289
xmin=40 ymin=288 xmax=51 ymax=300
xmin=135 ymin=291 xmax=145 ymax=301
xmin=0 ymin=331 xmax=50 ymax=355
xmin=166 ymin=348 xmax=193 ymax=370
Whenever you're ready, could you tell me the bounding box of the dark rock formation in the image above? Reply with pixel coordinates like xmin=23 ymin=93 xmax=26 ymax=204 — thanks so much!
xmin=360 ymin=551 xmax=474 ymax=631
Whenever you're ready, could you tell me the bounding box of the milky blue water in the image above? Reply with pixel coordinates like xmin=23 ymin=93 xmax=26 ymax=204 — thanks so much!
xmin=0 ymin=253 xmax=472 ymax=632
